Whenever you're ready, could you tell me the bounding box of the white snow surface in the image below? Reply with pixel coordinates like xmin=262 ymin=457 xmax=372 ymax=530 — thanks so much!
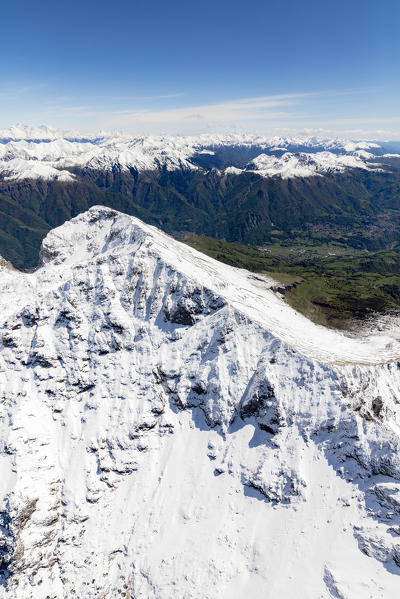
xmin=0 ymin=126 xmax=386 ymax=181
xmin=244 ymin=151 xmax=376 ymax=179
xmin=1 ymin=207 xmax=400 ymax=598
xmin=0 ymin=124 xmax=79 ymax=141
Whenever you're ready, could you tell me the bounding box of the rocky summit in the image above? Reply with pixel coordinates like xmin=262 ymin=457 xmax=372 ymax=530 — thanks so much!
xmin=0 ymin=206 xmax=400 ymax=598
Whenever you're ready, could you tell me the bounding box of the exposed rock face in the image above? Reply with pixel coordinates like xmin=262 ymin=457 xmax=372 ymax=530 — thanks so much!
xmin=0 ymin=206 xmax=400 ymax=598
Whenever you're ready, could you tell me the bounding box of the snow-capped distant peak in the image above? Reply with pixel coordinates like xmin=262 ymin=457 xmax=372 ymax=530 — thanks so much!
xmin=0 ymin=123 xmax=82 ymax=141
xmin=241 ymin=150 xmax=379 ymax=179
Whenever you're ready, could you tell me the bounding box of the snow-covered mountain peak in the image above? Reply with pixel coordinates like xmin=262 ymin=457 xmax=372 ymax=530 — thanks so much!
xmin=0 ymin=123 xmax=81 ymax=141
xmin=1 ymin=208 xmax=400 ymax=597
xmin=245 ymin=150 xmax=379 ymax=178
xmin=33 ymin=206 xmax=400 ymax=366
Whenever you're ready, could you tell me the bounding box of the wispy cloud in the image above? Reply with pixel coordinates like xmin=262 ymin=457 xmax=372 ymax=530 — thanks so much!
xmin=105 ymin=93 xmax=184 ymax=101
xmin=0 ymin=83 xmax=48 ymax=99
xmin=2 ymin=84 xmax=399 ymax=140
xmin=45 ymin=104 xmax=106 ymax=118
xmin=100 ymin=90 xmax=387 ymax=135
xmin=101 ymin=93 xmax=313 ymax=133
xmin=294 ymin=116 xmax=400 ymax=127
xmin=42 ymin=92 xmax=186 ymax=120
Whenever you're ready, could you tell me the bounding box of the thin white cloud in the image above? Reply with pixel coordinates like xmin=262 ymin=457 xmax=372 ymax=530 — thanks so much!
xmin=2 ymin=85 xmax=399 ymax=139
xmin=295 ymin=116 xmax=400 ymax=127
xmin=106 ymin=93 xmax=185 ymax=101
xmin=0 ymin=83 xmax=48 ymax=99
xmin=102 ymin=93 xmax=311 ymax=133
xmin=101 ymin=91 xmax=395 ymax=136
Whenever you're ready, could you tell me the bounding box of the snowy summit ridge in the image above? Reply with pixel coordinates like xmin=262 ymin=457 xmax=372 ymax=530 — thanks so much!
xmin=1 ymin=207 xmax=400 ymax=597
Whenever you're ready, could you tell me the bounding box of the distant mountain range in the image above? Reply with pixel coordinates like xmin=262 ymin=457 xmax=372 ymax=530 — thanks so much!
xmin=1 ymin=124 xmax=398 ymax=181
xmin=0 ymin=125 xmax=400 ymax=269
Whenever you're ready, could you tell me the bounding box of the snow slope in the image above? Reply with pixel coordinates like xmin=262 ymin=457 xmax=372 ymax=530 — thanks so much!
xmin=0 ymin=126 xmax=390 ymax=181
xmin=1 ymin=207 xmax=400 ymax=598
xmin=241 ymin=150 xmax=379 ymax=178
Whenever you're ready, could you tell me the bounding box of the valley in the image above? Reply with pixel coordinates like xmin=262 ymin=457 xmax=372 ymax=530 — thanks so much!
xmin=0 ymin=129 xmax=399 ymax=329
xmin=184 ymin=234 xmax=400 ymax=328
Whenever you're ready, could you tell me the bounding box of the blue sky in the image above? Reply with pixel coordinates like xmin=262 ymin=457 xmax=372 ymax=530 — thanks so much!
xmin=2 ymin=0 xmax=400 ymax=138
